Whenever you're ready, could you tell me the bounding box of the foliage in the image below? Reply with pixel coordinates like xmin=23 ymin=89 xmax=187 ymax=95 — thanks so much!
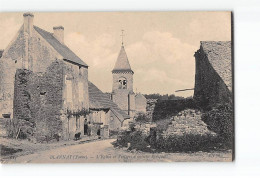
xmin=67 ymin=108 xmax=89 ymax=118
xmin=109 ymin=130 xmax=120 ymax=138
xmin=114 ymin=130 xmax=132 ymax=148
xmin=135 ymin=113 xmax=150 ymax=122
xmin=114 ymin=130 xmax=150 ymax=151
xmin=114 ymin=127 xmax=222 ymax=152
xmin=144 ymin=93 xmax=185 ymax=100
xmin=201 ymin=103 xmax=233 ymax=149
xmin=153 ymin=133 xmax=219 ymax=152
xmin=154 ymin=118 xmax=172 ymax=133
xmin=6 ymin=118 xmax=35 ymax=140
xmin=152 ymin=98 xmax=199 ymax=121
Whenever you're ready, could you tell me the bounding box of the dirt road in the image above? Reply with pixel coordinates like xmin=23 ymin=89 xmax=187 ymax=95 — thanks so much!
xmin=2 ymin=139 xmax=232 ymax=163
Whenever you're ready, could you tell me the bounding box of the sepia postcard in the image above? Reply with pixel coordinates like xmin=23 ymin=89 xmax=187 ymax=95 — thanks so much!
xmin=0 ymin=12 xmax=234 ymax=163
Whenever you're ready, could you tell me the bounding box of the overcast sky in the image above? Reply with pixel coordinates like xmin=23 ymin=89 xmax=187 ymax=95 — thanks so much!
xmin=0 ymin=12 xmax=231 ymax=97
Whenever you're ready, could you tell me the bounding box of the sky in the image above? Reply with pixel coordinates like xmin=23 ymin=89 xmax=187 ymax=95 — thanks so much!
xmin=0 ymin=12 xmax=231 ymax=97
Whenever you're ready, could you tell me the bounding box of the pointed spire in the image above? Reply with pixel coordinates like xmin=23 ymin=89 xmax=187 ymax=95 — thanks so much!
xmin=112 ymin=31 xmax=134 ymax=74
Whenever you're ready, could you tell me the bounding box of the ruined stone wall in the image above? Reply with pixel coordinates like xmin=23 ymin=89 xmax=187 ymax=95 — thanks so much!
xmin=13 ymin=60 xmax=89 ymax=141
xmin=194 ymin=48 xmax=232 ymax=108
xmin=13 ymin=64 xmax=64 ymax=142
xmin=162 ymin=109 xmax=216 ymax=137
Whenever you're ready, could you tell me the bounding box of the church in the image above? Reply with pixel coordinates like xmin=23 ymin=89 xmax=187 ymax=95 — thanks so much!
xmin=111 ymin=40 xmax=147 ymax=119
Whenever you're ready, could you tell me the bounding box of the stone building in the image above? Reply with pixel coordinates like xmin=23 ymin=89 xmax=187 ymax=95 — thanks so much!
xmin=135 ymin=93 xmax=147 ymax=113
xmin=194 ymin=41 xmax=232 ymax=107
xmin=111 ymin=44 xmax=147 ymax=118
xmin=87 ymin=81 xmax=130 ymax=137
xmin=0 ymin=13 xmax=89 ymax=141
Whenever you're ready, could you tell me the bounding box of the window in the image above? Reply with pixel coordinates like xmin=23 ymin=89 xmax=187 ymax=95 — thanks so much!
xmin=79 ymin=66 xmax=83 ymax=76
xmin=66 ymin=79 xmax=73 ymax=103
xmin=78 ymin=82 xmax=84 ymax=102
xmin=118 ymin=77 xmax=127 ymax=89
xmin=76 ymin=116 xmax=80 ymax=129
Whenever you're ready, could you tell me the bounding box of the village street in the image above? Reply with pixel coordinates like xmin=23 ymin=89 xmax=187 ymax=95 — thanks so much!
xmin=2 ymin=139 xmax=232 ymax=163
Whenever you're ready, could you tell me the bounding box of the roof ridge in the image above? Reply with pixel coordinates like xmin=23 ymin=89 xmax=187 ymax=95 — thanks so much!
xmin=34 ymin=25 xmax=52 ymax=35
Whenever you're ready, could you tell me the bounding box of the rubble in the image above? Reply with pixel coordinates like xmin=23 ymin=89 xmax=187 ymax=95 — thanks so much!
xmin=162 ymin=109 xmax=216 ymax=137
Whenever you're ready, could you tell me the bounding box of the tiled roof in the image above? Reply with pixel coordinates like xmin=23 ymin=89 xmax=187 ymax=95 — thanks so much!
xmin=112 ymin=45 xmax=133 ymax=73
xmin=34 ymin=26 xmax=88 ymax=68
xmin=201 ymin=41 xmax=232 ymax=91
xmin=88 ymin=81 xmax=130 ymax=120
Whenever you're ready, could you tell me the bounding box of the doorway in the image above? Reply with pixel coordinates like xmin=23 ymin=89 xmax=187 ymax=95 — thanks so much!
xmin=84 ymin=119 xmax=88 ymax=135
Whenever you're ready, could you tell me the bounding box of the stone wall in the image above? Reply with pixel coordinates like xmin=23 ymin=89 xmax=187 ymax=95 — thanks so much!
xmin=162 ymin=109 xmax=216 ymax=137
xmin=13 ymin=62 xmax=64 ymax=142
xmin=194 ymin=47 xmax=232 ymax=108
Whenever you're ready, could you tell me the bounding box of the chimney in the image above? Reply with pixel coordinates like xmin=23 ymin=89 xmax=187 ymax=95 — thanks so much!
xmin=53 ymin=26 xmax=64 ymax=44
xmin=23 ymin=12 xmax=34 ymax=36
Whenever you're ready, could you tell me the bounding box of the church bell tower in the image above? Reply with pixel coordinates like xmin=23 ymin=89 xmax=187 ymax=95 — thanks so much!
xmin=111 ymin=30 xmax=135 ymax=118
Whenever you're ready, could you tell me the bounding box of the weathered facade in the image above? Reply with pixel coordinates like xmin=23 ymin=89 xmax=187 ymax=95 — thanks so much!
xmin=111 ymin=45 xmax=147 ymax=118
xmin=194 ymin=41 xmax=232 ymax=108
xmin=0 ymin=13 xmax=89 ymax=141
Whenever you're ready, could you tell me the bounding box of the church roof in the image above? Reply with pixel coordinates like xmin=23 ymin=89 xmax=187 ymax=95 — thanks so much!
xmin=88 ymin=81 xmax=130 ymax=120
xmin=34 ymin=26 xmax=88 ymax=68
xmin=201 ymin=41 xmax=232 ymax=91
xmin=112 ymin=45 xmax=133 ymax=73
